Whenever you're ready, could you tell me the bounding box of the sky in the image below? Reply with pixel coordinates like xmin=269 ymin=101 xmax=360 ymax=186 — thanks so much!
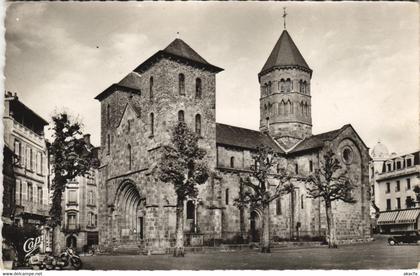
xmin=4 ymin=2 xmax=419 ymax=154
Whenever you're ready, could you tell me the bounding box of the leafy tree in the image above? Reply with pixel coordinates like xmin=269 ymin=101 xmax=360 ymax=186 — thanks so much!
xmin=406 ymin=185 xmax=420 ymax=208
xmin=158 ymin=122 xmax=209 ymax=257
xmin=305 ymin=149 xmax=355 ymax=248
xmin=48 ymin=113 xmax=94 ymax=254
xmin=235 ymin=145 xmax=291 ymax=253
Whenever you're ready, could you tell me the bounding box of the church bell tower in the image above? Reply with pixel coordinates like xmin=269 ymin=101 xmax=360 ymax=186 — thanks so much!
xmin=258 ymin=25 xmax=313 ymax=150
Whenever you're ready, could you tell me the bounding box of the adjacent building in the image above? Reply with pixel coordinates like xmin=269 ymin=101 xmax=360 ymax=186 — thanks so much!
xmin=59 ymin=135 xmax=100 ymax=252
xmin=95 ymin=27 xmax=371 ymax=254
xmin=3 ymin=92 xmax=50 ymax=226
xmin=370 ymin=142 xmax=420 ymax=233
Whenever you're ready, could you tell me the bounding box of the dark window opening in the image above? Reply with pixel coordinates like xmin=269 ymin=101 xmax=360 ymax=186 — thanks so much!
xmin=150 ymin=76 xmax=154 ymax=99
xmin=150 ymin=113 xmax=154 ymax=136
xmin=230 ymin=157 xmax=235 ymax=168
xmin=186 ymin=200 xmax=195 ymax=220
xmin=386 ymin=182 xmax=390 ymax=193
xmin=396 ymin=181 xmax=400 ymax=192
xmin=295 ymin=163 xmax=299 ymax=174
xmin=407 ymin=178 xmax=411 ymax=190
xmin=407 ymin=159 xmax=412 ymax=167
xmin=386 ymin=199 xmax=391 ymax=210
xmin=107 ymin=134 xmax=110 ymax=155
xmin=276 ymin=197 xmax=282 ymax=215
xmin=301 ymin=194 xmax=304 ymax=209
xmin=179 ymin=73 xmax=185 ymax=95
xmin=178 ymin=110 xmax=184 ymax=122
xmin=309 ymin=160 xmax=313 ymax=172
xmin=128 ymin=144 xmax=132 ymax=170
xmin=195 ymin=114 xmax=201 ymax=136
xmin=225 ymin=188 xmax=229 ymax=205
xmin=195 ymin=78 xmax=202 ymax=99
xmin=396 ymin=198 xmax=401 ymax=209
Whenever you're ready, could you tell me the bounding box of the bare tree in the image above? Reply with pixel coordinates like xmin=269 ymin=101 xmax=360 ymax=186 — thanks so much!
xmin=235 ymin=145 xmax=291 ymax=253
xmin=305 ymin=149 xmax=356 ymax=248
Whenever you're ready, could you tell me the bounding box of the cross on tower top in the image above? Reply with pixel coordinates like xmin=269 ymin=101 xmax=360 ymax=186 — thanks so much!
xmin=283 ymin=7 xmax=288 ymax=29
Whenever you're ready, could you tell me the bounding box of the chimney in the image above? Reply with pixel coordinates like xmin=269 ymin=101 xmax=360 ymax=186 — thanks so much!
xmin=83 ymin=134 xmax=91 ymax=146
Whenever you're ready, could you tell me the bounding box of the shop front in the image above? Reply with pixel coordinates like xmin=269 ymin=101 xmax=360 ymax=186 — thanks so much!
xmin=377 ymin=208 xmax=420 ymax=234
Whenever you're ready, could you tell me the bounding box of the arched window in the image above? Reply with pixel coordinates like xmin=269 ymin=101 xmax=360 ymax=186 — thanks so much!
xmin=268 ymin=81 xmax=272 ymax=94
xmin=128 ymin=144 xmax=132 ymax=170
xmin=304 ymin=102 xmax=308 ymax=116
xmin=285 ymin=78 xmax=291 ymax=93
xmin=230 ymin=157 xmax=235 ymax=168
xmin=280 ymin=79 xmax=285 ymax=93
xmin=195 ymin=114 xmax=201 ymax=135
xmin=225 ymin=188 xmax=229 ymax=205
xmin=186 ymin=200 xmax=195 ymax=220
xmin=195 ymin=78 xmax=202 ymax=99
xmin=303 ymin=81 xmax=307 ymax=94
xmin=299 ymin=80 xmax=304 ymax=93
xmin=178 ymin=73 xmax=185 ymax=95
xmin=107 ymin=104 xmax=110 ymax=124
xmin=107 ymin=134 xmax=110 ymax=155
xmin=149 ymin=76 xmax=154 ymax=99
xmin=301 ymin=194 xmax=304 ymax=209
xmin=276 ymin=197 xmax=282 ymax=215
xmin=300 ymin=102 xmax=304 ymax=115
xmin=288 ymin=100 xmax=293 ymax=114
xmin=178 ymin=110 xmax=184 ymax=122
xmin=279 ymin=101 xmax=285 ymax=115
xmin=150 ymin=113 xmax=154 ymax=136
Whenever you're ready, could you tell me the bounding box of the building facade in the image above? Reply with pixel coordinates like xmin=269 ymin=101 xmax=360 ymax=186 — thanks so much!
xmin=370 ymin=143 xmax=420 ymax=233
xmin=59 ymin=135 xmax=100 ymax=253
xmin=3 ymin=92 xmax=50 ymax=227
xmin=95 ymin=29 xmax=371 ymax=253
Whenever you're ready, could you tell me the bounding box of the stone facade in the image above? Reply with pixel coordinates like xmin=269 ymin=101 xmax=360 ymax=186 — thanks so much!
xmin=3 ymin=92 xmax=50 ymax=227
xmin=95 ymin=32 xmax=371 ymax=253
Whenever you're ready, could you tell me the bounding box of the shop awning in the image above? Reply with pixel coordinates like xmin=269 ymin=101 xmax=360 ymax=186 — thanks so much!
xmin=395 ymin=209 xmax=420 ymax=224
xmin=377 ymin=211 xmax=399 ymax=225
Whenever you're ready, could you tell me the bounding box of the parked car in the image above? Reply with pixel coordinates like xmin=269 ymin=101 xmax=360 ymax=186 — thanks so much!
xmin=388 ymin=231 xmax=420 ymax=245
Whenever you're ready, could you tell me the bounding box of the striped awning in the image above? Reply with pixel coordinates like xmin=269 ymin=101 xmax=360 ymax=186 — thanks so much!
xmin=395 ymin=209 xmax=420 ymax=224
xmin=377 ymin=211 xmax=399 ymax=225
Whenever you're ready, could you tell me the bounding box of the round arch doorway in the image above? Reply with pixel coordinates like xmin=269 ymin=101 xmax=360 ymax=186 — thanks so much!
xmin=114 ymin=181 xmax=145 ymax=243
xmin=250 ymin=210 xmax=261 ymax=242
xmin=66 ymin=235 xmax=77 ymax=249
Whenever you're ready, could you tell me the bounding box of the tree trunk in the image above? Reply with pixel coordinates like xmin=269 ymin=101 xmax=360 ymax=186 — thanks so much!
xmin=260 ymin=203 xmax=271 ymax=253
xmin=289 ymin=190 xmax=295 ymax=240
xmin=52 ymin=225 xmax=62 ymax=255
xmin=174 ymin=197 xmax=185 ymax=257
xmin=325 ymin=202 xmax=337 ymax=248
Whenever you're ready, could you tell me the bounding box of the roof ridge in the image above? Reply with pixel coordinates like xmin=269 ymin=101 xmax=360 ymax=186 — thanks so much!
xmin=216 ymin=122 xmax=261 ymax=133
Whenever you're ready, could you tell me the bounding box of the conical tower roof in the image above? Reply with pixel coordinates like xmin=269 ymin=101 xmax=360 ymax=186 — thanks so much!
xmin=259 ymin=30 xmax=311 ymax=76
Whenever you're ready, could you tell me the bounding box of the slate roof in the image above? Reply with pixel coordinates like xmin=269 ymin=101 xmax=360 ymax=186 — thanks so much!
xmin=259 ymin=30 xmax=311 ymax=77
xmin=94 ymin=83 xmax=141 ymax=101
xmin=134 ymin=38 xmax=223 ymax=74
xmin=216 ymin=123 xmax=284 ymax=153
xmin=288 ymin=125 xmax=349 ymax=154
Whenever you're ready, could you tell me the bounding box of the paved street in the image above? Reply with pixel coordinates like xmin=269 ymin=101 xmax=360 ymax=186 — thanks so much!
xmin=81 ymin=236 xmax=420 ymax=270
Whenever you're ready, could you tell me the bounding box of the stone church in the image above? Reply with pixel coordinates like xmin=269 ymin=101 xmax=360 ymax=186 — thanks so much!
xmin=95 ymin=28 xmax=371 ymax=253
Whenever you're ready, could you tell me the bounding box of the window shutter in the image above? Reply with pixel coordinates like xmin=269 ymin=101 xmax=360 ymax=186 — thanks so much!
xmin=15 ymin=179 xmax=21 ymax=203
xmin=22 ymin=182 xmax=27 ymax=201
